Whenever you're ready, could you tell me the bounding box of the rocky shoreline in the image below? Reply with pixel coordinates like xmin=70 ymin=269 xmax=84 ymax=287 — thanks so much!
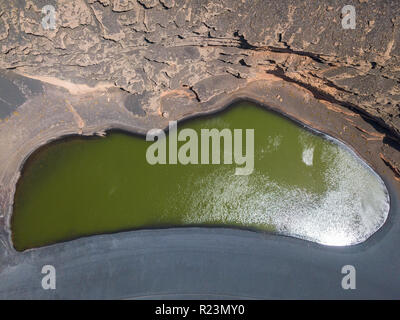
xmin=1 ymin=1 xmax=400 ymax=134
xmin=0 ymin=72 xmax=399 ymax=254
xmin=0 ymin=0 xmax=399 ymax=254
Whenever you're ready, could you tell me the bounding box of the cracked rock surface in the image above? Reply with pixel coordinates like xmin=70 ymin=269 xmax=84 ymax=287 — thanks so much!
xmin=0 ymin=0 xmax=399 ymax=138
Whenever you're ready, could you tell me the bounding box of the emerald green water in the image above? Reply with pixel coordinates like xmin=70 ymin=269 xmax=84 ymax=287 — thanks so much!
xmin=12 ymin=102 xmax=390 ymax=251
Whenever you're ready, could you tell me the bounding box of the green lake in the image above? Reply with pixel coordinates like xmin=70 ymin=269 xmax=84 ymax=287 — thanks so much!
xmin=12 ymin=102 xmax=390 ymax=251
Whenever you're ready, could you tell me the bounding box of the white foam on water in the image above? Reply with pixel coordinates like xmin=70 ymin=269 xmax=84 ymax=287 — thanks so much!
xmin=302 ymin=147 xmax=314 ymax=166
xmin=182 ymin=141 xmax=390 ymax=246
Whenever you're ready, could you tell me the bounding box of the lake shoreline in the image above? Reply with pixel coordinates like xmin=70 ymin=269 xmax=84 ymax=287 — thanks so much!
xmin=10 ymin=102 xmax=391 ymax=251
xmin=0 ymin=72 xmax=399 ymax=255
